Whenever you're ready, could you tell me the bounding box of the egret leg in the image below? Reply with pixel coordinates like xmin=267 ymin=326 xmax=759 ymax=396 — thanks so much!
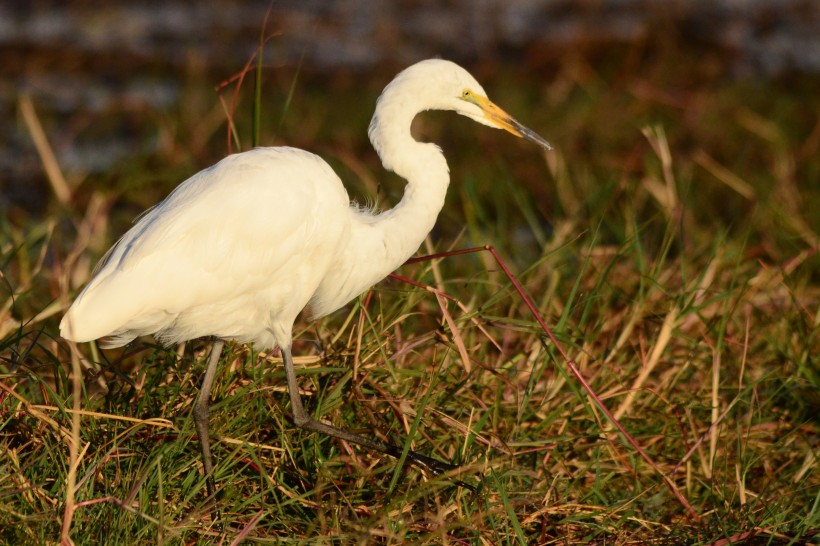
xmin=193 ymin=339 xmax=225 ymax=503
xmin=281 ymin=343 xmax=472 ymax=488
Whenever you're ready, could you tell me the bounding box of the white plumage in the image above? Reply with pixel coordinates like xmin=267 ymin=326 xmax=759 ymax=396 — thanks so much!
xmin=63 ymin=148 xmax=349 ymax=348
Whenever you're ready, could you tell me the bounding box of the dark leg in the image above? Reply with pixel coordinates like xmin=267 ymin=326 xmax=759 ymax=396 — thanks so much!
xmin=281 ymin=343 xmax=472 ymax=489
xmin=193 ymin=339 xmax=225 ymax=505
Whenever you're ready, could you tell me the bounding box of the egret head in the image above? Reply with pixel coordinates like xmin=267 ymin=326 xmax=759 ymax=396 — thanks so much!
xmin=394 ymin=59 xmax=552 ymax=151
xmin=369 ymin=59 xmax=552 ymax=175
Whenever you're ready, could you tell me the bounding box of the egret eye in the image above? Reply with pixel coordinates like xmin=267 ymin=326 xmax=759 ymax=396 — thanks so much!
xmin=461 ymin=89 xmax=472 ymax=99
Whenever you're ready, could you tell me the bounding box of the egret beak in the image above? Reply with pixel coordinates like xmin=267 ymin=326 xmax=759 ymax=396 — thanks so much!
xmin=473 ymin=95 xmax=552 ymax=151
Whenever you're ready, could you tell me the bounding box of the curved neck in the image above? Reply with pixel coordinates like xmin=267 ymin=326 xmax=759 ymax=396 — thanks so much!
xmin=365 ymin=100 xmax=451 ymax=273
xmin=312 ymin=69 xmax=456 ymax=318
xmin=375 ymin=148 xmax=449 ymax=270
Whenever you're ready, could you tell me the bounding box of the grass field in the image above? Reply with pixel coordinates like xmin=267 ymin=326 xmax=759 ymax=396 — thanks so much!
xmin=1 ymin=38 xmax=818 ymax=544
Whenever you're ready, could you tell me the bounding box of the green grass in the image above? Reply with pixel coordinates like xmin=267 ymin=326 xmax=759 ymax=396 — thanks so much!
xmin=1 ymin=39 xmax=819 ymax=544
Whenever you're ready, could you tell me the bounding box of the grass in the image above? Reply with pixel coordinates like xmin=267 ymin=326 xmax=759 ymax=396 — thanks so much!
xmin=1 ymin=36 xmax=819 ymax=544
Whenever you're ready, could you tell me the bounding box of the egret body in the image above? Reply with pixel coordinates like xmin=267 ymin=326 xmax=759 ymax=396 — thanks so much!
xmin=61 ymin=59 xmax=551 ymax=499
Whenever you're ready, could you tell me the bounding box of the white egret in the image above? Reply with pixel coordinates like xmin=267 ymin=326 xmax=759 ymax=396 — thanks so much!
xmin=60 ymin=59 xmax=551 ymax=501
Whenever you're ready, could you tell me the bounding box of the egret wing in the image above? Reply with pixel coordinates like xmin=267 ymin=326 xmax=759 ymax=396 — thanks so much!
xmin=61 ymin=148 xmax=350 ymax=345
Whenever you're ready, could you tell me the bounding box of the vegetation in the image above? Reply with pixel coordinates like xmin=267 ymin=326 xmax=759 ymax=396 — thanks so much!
xmin=1 ymin=35 xmax=818 ymax=544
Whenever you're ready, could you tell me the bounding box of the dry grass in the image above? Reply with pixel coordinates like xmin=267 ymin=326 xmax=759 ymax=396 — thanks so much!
xmin=1 ymin=37 xmax=818 ymax=545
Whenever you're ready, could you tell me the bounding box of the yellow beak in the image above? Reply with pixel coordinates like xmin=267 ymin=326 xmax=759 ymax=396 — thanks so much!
xmin=472 ymin=95 xmax=552 ymax=150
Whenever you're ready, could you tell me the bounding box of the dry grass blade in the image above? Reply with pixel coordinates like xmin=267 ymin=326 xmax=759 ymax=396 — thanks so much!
xmin=19 ymin=95 xmax=72 ymax=206
xmin=694 ymin=149 xmax=756 ymax=200
xmin=60 ymin=344 xmax=85 ymax=546
xmin=434 ymin=291 xmax=472 ymax=373
xmin=613 ymin=306 xmax=678 ymax=420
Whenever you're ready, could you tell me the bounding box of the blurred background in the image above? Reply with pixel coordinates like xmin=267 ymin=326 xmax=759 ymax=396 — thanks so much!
xmin=3 ymin=0 xmax=819 ymax=217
